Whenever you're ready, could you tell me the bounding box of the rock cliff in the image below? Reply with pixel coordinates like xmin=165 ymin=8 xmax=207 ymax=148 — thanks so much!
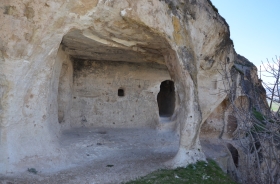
xmin=0 ymin=0 xmax=257 ymax=179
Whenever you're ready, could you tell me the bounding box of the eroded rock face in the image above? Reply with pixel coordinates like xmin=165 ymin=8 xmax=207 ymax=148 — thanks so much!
xmin=0 ymin=0 xmax=235 ymax=173
xmin=200 ymin=54 xmax=268 ymax=182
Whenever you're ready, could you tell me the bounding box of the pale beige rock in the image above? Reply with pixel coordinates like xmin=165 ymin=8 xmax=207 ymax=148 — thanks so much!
xmin=0 ymin=0 xmax=239 ymax=176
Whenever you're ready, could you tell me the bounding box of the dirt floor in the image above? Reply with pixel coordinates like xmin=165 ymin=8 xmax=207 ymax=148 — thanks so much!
xmin=0 ymin=128 xmax=180 ymax=184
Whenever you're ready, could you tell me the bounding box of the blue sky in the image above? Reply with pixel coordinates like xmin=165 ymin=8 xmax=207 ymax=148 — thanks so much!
xmin=211 ymin=0 xmax=280 ymax=70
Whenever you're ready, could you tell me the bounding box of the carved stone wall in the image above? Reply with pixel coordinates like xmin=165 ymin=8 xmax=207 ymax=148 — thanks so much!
xmin=58 ymin=59 xmax=171 ymax=129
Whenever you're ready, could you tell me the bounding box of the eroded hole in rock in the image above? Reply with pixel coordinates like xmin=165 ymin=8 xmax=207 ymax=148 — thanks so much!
xmin=157 ymin=80 xmax=175 ymax=117
xmin=227 ymin=143 xmax=239 ymax=168
xmin=200 ymin=99 xmax=228 ymax=138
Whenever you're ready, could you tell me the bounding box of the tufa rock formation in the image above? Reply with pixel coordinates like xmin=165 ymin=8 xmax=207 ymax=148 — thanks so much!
xmin=0 ymin=0 xmax=266 ymax=181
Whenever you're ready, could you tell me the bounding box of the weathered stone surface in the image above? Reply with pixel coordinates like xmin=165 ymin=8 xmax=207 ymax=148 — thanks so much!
xmin=0 ymin=0 xmax=240 ymax=175
xmin=199 ymin=53 xmax=269 ymax=182
xmin=61 ymin=58 xmax=171 ymax=129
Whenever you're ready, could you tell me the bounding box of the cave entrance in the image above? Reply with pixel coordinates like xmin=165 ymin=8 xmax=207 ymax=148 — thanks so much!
xmin=157 ymin=80 xmax=175 ymax=117
xmin=57 ymin=29 xmax=177 ymax=129
xmin=54 ymin=28 xmax=180 ymax=175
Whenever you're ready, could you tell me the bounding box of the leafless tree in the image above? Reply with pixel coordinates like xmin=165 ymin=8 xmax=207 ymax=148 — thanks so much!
xmin=219 ymin=56 xmax=280 ymax=184
xmin=262 ymin=56 xmax=280 ymax=114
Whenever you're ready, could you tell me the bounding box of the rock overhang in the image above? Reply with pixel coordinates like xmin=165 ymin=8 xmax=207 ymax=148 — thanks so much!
xmin=61 ymin=28 xmax=169 ymax=65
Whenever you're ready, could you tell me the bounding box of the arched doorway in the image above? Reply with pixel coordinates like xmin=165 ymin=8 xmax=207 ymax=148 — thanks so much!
xmin=157 ymin=80 xmax=175 ymax=117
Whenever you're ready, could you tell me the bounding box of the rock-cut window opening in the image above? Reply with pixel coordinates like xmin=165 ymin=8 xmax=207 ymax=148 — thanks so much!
xmin=157 ymin=80 xmax=175 ymax=117
xmin=118 ymin=88 xmax=125 ymax=97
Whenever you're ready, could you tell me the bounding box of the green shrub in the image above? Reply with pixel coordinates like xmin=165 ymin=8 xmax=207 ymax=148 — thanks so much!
xmin=124 ymin=160 xmax=236 ymax=184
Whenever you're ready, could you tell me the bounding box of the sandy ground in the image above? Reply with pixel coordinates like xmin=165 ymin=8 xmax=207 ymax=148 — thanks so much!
xmin=0 ymin=128 xmax=180 ymax=184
